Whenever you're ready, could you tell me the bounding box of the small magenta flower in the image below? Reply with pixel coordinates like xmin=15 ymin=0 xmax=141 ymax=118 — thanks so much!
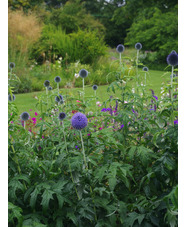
xmin=44 ymin=80 xmax=50 ymax=87
xmin=54 ymin=76 xmax=61 ymax=83
xmin=143 ymin=66 xmax=149 ymax=71
xmin=20 ymin=112 xmax=30 ymax=121
xmin=116 ymin=44 xmax=125 ymax=53
xmin=9 ymin=62 xmax=15 ymax=69
xmin=71 ymin=112 xmax=88 ymax=130
xmin=35 ymin=112 xmax=38 ymax=116
xmin=8 ymin=94 xmax=15 ymax=101
xmin=92 ymin=85 xmax=98 ymax=90
xmin=135 ymin=43 xmax=142 ymax=50
xmin=79 ymin=69 xmax=88 ymax=78
xmin=167 ymin=51 xmax=178 ymax=66
xmin=58 ymin=112 xmax=66 ymax=121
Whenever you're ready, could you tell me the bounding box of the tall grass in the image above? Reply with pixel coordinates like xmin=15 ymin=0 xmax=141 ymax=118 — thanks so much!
xmin=8 ymin=9 xmax=42 ymax=72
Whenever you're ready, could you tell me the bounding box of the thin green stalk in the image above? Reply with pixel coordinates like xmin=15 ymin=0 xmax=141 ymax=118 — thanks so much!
xmin=171 ymin=66 xmax=174 ymax=102
xmin=46 ymin=87 xmax=48 ymax=109
xmin=119 ymin=53 xmax=121 ymax=66
xmin=62 ymin=122 xmax=80 ymax=200
xmin=80 ymin=130 xmax=97 ymax=221
xmin=82 ymin=78 xmax=85 ymax=103
xmin=80 ymin=130 xmax=87 ymax=169
xmin=57 ymin=83 xmax=59 ymax=95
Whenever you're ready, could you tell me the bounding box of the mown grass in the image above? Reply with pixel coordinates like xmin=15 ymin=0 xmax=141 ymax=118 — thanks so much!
xmin=13 ymin=69 xmax=171 ymax=115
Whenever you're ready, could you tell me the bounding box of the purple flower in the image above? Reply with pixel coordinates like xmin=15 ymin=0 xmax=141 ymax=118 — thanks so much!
xmin=149 ymin=89 xmax=155 ymax=95
xmin=120 ymin=124 xmax=124 ymax=129
xmin=71 ymin=112 xmax=88 ymax=130
xmin=116 ymin=44 xmax=125 ymax=53
xmin=153 ymin=95 xmax=158 ymax=100
xmin=174 ymin=119 xmax=178 ymax=125
xmin=167 ymin=51 xmax=178 ymax=66
xmin=20 ymin=112 xmax=30 ymax=121
xmin=58 ymin=112 xmax=66 ymax=121
xmin=35 ymin=112 xmax=38 ymax=116
xmin=135 ymin=43 xmax=142 ymax=50
xmin=54 ymin=76 xmax=61 ymax=83
xmin=44 ymin=80 xmax=50 ymax=87
xmin=79 ymin=69 xmax=88 ymax=78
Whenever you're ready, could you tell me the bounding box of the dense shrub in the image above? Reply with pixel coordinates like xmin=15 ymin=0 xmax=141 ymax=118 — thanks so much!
xmin=125 ymin=6 xmax=178 ymax=63
xmin=31 ymin=25 xmax=107 ymax=65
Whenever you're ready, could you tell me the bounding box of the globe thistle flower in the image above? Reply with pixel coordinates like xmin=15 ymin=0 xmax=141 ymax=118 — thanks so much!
xmin=167 ymin=51 xmax=178 ymax=66
xmin=143 ymin=66 xmax=149 ymax=72
xmin=59 ymin=100 xmax=64 ymax=105
xmin=55 ymin=96 xmax=60 ymax=102
xmin=20 ymin=112 xmax=30 ymax=121
xmin=71 ymin=112 xmax=88 ymax=130
xmin=54 ymin=76 xmax=61 ymax=83
xmin=92 ymin=85 xmax=98 ymax=90
xmin=58 ymin=112 xmax=66 ymax=121
xmin=135 ymin=43 xmax=142 ymax=50
xmin=44 ymin=80 xmax=50 ymax=87
xmin=59 ymin=94 xmax=63 ymax=100
xmin=79 ymin=69 xmax=88 ymax=78
xmin=9 ymin=62 xmax=15 ymax=69
xmin=116 ymin=44 xmax=125 ymax=53
xmin=8 ymin=94 xmax=15 ymax=101
xmin=47 ymin=86 xmax=52 ymax=91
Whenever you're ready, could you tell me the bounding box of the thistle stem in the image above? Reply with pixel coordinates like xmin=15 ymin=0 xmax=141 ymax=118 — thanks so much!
xmin=80 ymin=130 xmax=87 ymax=169
xmin=171 ymin=66 xmax=174 ymax=102
xmin=79 ymin=130 xmax=97 ymax=221
xmin=24 ymin=121 xmax=26 ymax=129
xmin=57 ymin=83 xmax=59 ymax=95
xmin=62 ymin=122 xmax=80 ymax=200
xmin=82 ymin=78 xmax=85 ymax=103
xmin=119 ymin=53 xmax=121 ymax=66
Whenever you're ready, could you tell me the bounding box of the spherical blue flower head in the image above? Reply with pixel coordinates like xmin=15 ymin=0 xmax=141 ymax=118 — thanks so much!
xmin=79 ymin=69 xmax=88 ymax=78
xmin=54 ymin=76 xmax=61 ymax=83
xmin=92 ymin=85 xmax=98 ymax=90
xmin=167 ymin=51 xmax=178 ymax=66
xmin=20 ymin=112 xmax=30 ymax=121
xmin=116 ymin=44 xmax=125 ymax=53
xmin=8 ymin=94 xmax=15 ymax=101
xmin=44 ymin=80 xmax=50 ymax=87
xmin=9 ymin=62 xmax=15 ymax=69
xmin=59 ymin=94 xmax=63 ymax=100
xmin=143 ymin=66 xmax=149 ymax=72
xmin=59 ymin=100 xmax=64 ymax=105
xmin=47 ymin=86 xmax=52 ymax=91
xmin=58 ymin=112 xmax=66 ymax=121
xmin=55 ymin=96 xmax=60 ymax=102
xmin=71 ymin=112 xmax=88 ymax=130
xmin=135 ymin=43 xmax=142 ymax=50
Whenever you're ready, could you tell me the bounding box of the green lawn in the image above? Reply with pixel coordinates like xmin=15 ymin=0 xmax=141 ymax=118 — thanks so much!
xmin=13 ymin=69 xmax=170 ymax=115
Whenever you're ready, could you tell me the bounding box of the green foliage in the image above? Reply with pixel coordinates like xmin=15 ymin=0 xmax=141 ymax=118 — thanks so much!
xmin=31 ymin=25 xmax=107 ymax=65
xmin=49 ymin=0 xmax=105 ymax=35
xmin=125 ymin=6 xmax=178 ymax=63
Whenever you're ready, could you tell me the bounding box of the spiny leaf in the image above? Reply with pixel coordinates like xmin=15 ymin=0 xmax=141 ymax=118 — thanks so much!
xmin=41 ymin=189 xmax=54 ymax=211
